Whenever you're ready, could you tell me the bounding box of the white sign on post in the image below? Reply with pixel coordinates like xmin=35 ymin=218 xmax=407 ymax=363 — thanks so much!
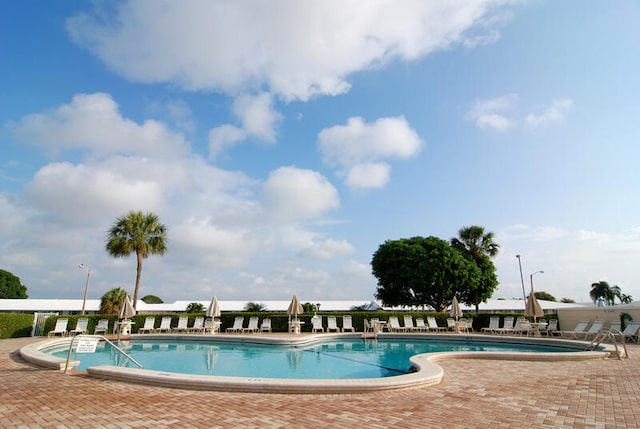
xmin=76 ymin=338 xmax=99 ymax=353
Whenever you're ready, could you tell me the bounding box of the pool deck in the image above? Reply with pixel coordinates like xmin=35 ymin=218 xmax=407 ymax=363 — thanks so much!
xmin=2 ymin=335 xmax=640 ymax=428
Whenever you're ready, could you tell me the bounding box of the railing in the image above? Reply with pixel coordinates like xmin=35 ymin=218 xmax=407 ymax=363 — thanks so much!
xmin=64 ymin=334 xmax=143 ymax=373
xmin=586 ymin=328 xmax=628 ymax=360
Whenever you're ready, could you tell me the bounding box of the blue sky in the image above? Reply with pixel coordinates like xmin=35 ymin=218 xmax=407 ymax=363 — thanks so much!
xmin=2 ymin=1 xmax=639 ymax=305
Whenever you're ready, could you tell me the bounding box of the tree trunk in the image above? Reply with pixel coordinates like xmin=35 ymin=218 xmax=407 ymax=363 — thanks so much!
xmin=133 ymin=251 xmax=143 ymax=309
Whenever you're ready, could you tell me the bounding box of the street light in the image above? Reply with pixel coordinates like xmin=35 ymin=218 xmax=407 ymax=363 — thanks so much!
xmin=79 ymin=264 xmax=91 ymax=315
xmin=529 ymin=270 xmax=544 ymax=294
xmin=516 ymin=255 xmax=526 ymax=302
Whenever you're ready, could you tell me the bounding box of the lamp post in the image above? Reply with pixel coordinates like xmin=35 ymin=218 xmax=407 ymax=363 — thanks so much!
xmin=516 ymin=255 xmax=526 ymax=303
xmin=79 ymin=264 xmax=91 ymax=315
xmin=529 ymin=270 xmax=544 ymax=294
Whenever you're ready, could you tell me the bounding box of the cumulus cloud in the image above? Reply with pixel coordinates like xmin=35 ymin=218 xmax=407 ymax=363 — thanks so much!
xmin=66 ymin=1 xmax=508 ymax=101
xmin=209 ymin=93 xmax=282 ymax=158
xmin=467 ymin=93 xmax=518 ymax=132
xmin=318 ymin=116 xmax=423 ymax=189
xmin=262 ymin=166 xmax=340 ymax=221
xmin=525 ymin=98 xmax=574 ymax=128
xmin=299 ymin=238 xmax=355 ymax=260
xmin=8 ymin=93 xmax=189 ymax=158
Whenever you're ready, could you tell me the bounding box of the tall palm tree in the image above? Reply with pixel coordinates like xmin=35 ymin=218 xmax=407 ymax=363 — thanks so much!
xmin=105 ymin=210 xmax=167 ymax=309
xmin=451 ymin=225 xmax=500 ymax=258
xmin=589 ymin=281 xmax=619 ymax=305
xmin=100 ymin=287 xmax=129 ymax=314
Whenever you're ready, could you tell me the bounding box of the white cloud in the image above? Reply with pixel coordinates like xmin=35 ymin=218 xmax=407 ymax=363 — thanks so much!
xmin=262 ymin=166 xmax=340 ymax=221
xmin=318 ymin=116 xmax=423 ymax=189
xmin=299 ymin=238 xmax=355 ymax=260
xmin=208 ymin=93 xmax=282 ymax=158
xmin=8 ymin=93 xmax=189 ymax=158
xmin=66 ymin=1 xmax=509 ymax=101
xmin=345 ymin=163 xmax=391 ymax=189
xmin=467 ymin=93 xmax=518 ymax=132
xmin=525 ymin=98 xmax=574 ymax=128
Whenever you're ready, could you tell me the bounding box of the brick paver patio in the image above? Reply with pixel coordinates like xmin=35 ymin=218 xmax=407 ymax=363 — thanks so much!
xmin=1 ymin=337 xmax=638 ymax=428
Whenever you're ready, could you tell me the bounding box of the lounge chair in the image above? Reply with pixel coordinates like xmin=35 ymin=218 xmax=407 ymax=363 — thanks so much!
xmin=138 ymin=317 xmax=156 ymax=334
xmin=513 ymin=319 xmax=531 ymax=336
xmin=403 ymin=315 xmax=417 ymax=332
xmin=580 ymin=320 xmax=605 ymax=340
xmin=427 ymin=316 xmax=446 ymax=332
xmin=327 ymin=316 xmax=340 ymax=332
xmin=187 ymin=316 xmax=205 ymax=333
xmin=243 ymin=316 xmax=259 ymax=333
xmin=69 ymin=318 xmax=89 ymax=336
xmin=311 ymin=315 xmax=324 ymax=333
xmin=621 ymin=322 xmax=640 ymax=344
xmin=494 ymin=316 xmax=515 ymax=335
xmin=446 ymin=318 xmax=456 ymax=331
xmin=414 ymin=318 xmax=429 ymax=332
xmin=203 ymin=318 xmax=220 ymax=334
xmin=388 ymin=316 xmax=404 ymax=332
xmin=609 ymin=321 xmax=621 ymax=332
xmin=558 ymin=320 xmax=590 ymax=339
xmin=260 ymin=318 xmax=272 ymax=333
xmin=94 ymin=319 xmax=109 ymax=335
xmin=481 ymin=316 xmax=500 ymax=334
xmin=363 ymin=319 xmax=374 ymax=334
xmin=48 ymin=318 xmax=68 ymax=337
xmin=173 ymin=316 xmax=189 ymax=333
xmin=459 ymin=318 xmax=473 ymax=333
xmin=226 ymin=316 xmax=244 ymax=333
xmin=342 ymin=315 xmax=355 ymax=332
xmin=155 ymin=316 xmax=173 ymax=333
xmin=543 ymin=319 xmax=558 ymax=336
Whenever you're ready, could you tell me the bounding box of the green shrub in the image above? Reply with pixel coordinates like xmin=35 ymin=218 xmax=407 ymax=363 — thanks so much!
xmin=0 ymin=313 xmax=34 ymax=338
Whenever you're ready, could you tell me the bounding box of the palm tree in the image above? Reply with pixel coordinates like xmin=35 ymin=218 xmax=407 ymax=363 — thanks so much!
xmin=451 ymin=225 xmax=500 ymax=311
xmin=100 ymin=287 xmax=128 ymax=314
xmin=185 ymin=302 xmax=205 ymax=313
xmin=105 ymin=210 xmax=167 ymax=309
xmin=451 ymin=225 xmax=500 ymax=258
xmin=589 ymin=281 xmax=619 ymax=305
xmin=244 ymin=302 xmax=267 ymax=312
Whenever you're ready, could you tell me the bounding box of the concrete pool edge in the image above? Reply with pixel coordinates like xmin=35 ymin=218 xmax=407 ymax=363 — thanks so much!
xmin=21 ymin=334 xmax=613 ymax=394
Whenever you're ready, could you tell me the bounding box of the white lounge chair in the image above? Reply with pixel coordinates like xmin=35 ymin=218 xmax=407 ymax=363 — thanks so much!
xmin=388 ymin=316 xmax=404 ymax=332
xmin=154 ymin=316 xmax=172 ymax=333
xmin=609 ymin=321 xmax=621 ymax=332
xmin=482 ymin=316 xmax=500 ymax=334
xmin=403 ymin=315 xmax=417 ymax=332
xmin=243 ymin=316 xmax=259 ymax=333
xmin=414 ymin=318 xmax=429 ymax=332
xmin=48 ymin=318 xmax=68 ymax=337
xmin=326 ymin=316 xmax=340 ymax=332
xmin=427 ymin=316 xmax=446 ymax=332
xmin=311 ymin=315 xmax=324 ymax=333
xmin=363 ymin=319 xmax=374 ymax=334
xmin=187 ymin=316 xmax=205 ymax=333
xmin=260 ymin=318 xmax=272 ymax=333
xmin=513 ymin=319 xmax=530 ymax=335
xmin=226 ymin=316 xmax=244 ymax=333
xmin=558 ymin=320 xmax=590 ymax=339
xmin=69 ymin=318 xmax=89 ymax=335
xmin=543 ymin=319 xmax=558 ymax=336
xmin=446 ymin=318 xmax=456 ymax=331
xmin=138 ymin=317 xmax=156 ymax=334
xmin=622 ymin=322 xmax=640 ymax=343
xmin=494 ymin=316 xmax=515 ymax=335
xmin=173 ymin=316 xmax=189 ymax=333
xmin=580 ymin=320 xmax=605 ymax=340
xmin=342 ymin=315 xmax=355 ymax=332
xmin=94 ymin=319 xmax=109 ymax=335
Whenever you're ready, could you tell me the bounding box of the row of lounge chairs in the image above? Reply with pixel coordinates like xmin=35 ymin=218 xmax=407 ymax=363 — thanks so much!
xmin=554 ymin=319 xmax=640 ymax=343
xmin=481 ymin=316 xmax=555 ymax=336
xmin=48 ymin=318 xmax=104 ymax=337
xmin=363 ymin=316 xmax=462 ymax=333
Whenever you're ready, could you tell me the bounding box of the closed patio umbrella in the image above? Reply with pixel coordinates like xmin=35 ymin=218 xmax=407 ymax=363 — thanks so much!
xmin=449 ymin=296 xmax=463 ymax=321
xmin=525 ymin=292 xmax=544 ymax=321
xmin=206 ymin=296 xmax=221 ymax=318
xmin=119 ymin=296 xmax=136 ymax=320
xmin=287 ymin=294 xmax=304 ymax=318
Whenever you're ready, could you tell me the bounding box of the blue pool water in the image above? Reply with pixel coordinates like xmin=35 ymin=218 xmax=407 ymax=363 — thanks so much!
xmin=48 ymin=339 xmax=574 ymax=379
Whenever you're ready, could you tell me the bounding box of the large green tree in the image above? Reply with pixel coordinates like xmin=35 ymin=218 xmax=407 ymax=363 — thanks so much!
xmin=0 ymin=269 xmax=28 ymax=299
xmin=371 ymin=236 xmax=480 ymax=312
xmin=105 ymin=210 xmax=167 ymax=309
xmin=450 ymin=225 xmax=499 ymax=310
xmin=100 ymin=287 xmax=129 ymax=314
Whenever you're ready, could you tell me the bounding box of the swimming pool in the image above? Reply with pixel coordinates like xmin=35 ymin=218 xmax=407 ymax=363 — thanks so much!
xmin=22 ymin=333 xmax=610 ymax=393
xmin=46 ymin=338 xmax=577 ymax=379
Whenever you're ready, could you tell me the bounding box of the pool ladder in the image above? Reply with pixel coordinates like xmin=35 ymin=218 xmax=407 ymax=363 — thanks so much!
xmin=64 ymin=334 xmax=143 ymax=373
xmin=586 ymin=328 xmax=628 ymax=359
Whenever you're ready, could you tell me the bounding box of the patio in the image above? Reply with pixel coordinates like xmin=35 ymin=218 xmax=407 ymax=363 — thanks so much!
xmin=1 ymin=337 xmax=639 ymax=428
